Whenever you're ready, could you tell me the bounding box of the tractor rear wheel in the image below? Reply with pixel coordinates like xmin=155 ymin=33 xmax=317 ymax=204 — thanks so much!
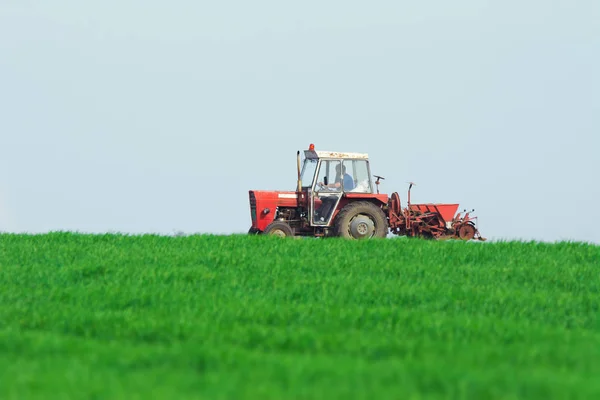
xmin=334 ymin=201 xmax=388 ymax=239
xmin=264 ymin=221 xmax=294 ymax=237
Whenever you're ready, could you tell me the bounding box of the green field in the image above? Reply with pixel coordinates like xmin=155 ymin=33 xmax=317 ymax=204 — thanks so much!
xmin=0 ymin=233 xmax=598 ymax=399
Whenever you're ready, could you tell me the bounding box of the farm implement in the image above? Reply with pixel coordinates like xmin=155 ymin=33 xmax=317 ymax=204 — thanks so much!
xmin=248 ymin=144 xmax=485 ymax=241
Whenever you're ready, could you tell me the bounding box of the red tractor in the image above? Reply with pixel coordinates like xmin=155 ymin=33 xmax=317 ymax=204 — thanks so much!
xmin=248 ymin=144 xmax=485 ymax=241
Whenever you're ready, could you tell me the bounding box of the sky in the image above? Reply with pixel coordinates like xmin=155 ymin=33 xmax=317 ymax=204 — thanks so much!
xmin=1 ymin=1 xmax=599 ymax=243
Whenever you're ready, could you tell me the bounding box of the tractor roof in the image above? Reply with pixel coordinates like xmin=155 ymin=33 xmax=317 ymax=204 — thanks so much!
xmin=304 ymin=150 xmax=369 ymax=160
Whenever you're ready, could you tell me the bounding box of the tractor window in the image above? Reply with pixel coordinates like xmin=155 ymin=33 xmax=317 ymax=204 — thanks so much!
xmin=301 ymin=158 xmax=318 ymax=188
xmin=344 ymin=160 xmax=372 ymax=193
xmin=315 ymin=160 xmax=342 ymax=193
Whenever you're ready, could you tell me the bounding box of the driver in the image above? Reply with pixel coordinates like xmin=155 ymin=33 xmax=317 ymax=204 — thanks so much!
xmin=316 ymin=164 xmax=354 ymax=221
xmin=318 ymin=164 xmax=354 ymax=191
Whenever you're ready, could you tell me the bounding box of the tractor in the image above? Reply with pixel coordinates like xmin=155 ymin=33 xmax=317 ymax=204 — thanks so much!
xmin=248 ymin=144 xmax=485 ymax=241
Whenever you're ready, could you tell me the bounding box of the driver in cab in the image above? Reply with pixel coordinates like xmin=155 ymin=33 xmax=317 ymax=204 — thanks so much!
xmin=318 ymin=164 xmax=354 ymax=191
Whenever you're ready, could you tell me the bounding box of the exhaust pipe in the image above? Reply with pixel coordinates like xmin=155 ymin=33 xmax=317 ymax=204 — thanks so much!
xmin=296 ymin=151 xmax=302 ymax=192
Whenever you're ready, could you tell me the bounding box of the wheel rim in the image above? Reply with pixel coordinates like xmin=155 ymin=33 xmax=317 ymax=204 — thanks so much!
xmin=348 ymin=215 xmax=375 ymax=239
xmin=458 ymin=224 xmax=476 ymax=240
xmin=269 ymin=229 xmax=287 ymax=237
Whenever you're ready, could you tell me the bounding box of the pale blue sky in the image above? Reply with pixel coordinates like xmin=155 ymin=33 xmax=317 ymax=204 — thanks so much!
xmin=1 ymin=1 xmax=599 ymax=243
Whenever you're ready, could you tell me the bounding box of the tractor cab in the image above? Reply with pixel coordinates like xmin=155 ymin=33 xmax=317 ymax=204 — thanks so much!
xmin=300 ymin=144 xmax=374 ymax=226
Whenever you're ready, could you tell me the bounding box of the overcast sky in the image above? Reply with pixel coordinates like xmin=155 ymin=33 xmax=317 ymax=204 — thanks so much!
xmin=1 ymin=1 xmax=598 ymax=243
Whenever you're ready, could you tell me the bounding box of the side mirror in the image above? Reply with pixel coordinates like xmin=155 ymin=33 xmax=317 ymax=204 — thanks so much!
xmin=324 ymin=176 xmax=328 ymax=185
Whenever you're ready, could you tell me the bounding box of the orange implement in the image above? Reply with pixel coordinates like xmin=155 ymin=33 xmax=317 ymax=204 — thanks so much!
xmin=409 ymin=204 xmax=459 ymax=223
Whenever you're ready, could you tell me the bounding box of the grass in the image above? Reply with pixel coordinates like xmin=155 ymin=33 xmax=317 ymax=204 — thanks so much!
xmin=0 ymin=233 xmax=599 ymax=399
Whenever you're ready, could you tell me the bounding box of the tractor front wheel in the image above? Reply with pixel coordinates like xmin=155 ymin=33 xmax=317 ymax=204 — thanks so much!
xmin=263 ymin=221 xmax=294 ymax=237
xmin=334 ymin=201 xmax=388 ymax=239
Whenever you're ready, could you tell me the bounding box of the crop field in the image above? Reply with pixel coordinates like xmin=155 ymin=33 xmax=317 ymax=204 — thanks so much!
xmin=0 ymin=233 xmax=599 ymax=399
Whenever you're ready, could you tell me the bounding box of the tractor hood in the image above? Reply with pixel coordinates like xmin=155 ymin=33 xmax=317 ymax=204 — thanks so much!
xmin=250 ymin=190 xmax=298 ymax=205
xmin=248 ymin=190 xmax=300 ymax=231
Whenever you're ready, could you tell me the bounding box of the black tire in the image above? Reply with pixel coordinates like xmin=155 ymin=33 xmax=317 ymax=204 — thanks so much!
xmin=248 ymin=227 xmax=261 ymax=235
xmin=334 ymin=201 xmax=388 ymax=239
xmin=263 ymin=221 xmax=294 ymax=237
